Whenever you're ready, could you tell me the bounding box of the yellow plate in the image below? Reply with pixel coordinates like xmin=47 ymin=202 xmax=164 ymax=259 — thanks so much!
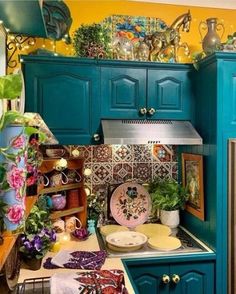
xmin=134 ymin=223 xmax=171 ymax=238
xmin=148 ymin=236 xmax=181 ymax=251
xmin=107 ymin=243 xmax=143 ymax=252
xmin=100 ymin=225 xmax=129 ymax=237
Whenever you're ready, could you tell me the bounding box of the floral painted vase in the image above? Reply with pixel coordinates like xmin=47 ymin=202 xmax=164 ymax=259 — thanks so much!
xmin=0 ymin=125 xmax=28 ymax=232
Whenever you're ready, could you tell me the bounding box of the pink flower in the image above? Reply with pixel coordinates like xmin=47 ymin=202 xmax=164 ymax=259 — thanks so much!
xmin=26 ymin=176 xmax=36 ymax=186
xmin=11 ymin=135 xmax=25 ymax=149
xmin=7 ymin=166 xmax=26 ymax=189
xmin=6 ymin=204 xmax=24 ymax=224
xmin=26 ymin=163 xmax=34 ymax=173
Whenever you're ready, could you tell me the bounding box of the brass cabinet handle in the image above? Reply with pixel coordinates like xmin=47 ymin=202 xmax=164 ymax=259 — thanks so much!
xmin=148 ymin=108 xmax=156 ymax=115
xmin=139 ymin=107 xmax=147 ymax=115
xmin=93 ymin=133 xmax=100 ymax=142
xmin=172 ymin=274 xmax=181 ymax=284
xmin=162 ymin=274 xmax=170 ymax=284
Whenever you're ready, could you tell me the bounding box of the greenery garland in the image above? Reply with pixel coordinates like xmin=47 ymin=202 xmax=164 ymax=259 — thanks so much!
xmin=73 ymin=23 xmax=111 ymax=58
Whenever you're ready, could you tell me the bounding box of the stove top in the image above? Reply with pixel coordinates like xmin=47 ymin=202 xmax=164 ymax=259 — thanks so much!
xmin=96 ymin=226 xmax=211 ymax=258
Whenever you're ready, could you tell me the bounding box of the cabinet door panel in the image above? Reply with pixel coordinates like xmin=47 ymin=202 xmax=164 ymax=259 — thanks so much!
xmin=101 ymin=67 xmax=146 ymax=119
xmin=127 ymin=264 xmax=169 ymax=294
xmin=24 ymin=63 xmax=100 ymax=145
xmin=148 ymin=69 xmax=192 ymax=120
xmin=170 ymin=262 xmax=214 ymax=294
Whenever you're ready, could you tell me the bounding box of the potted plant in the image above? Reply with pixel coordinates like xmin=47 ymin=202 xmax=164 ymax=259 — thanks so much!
xmin=149 ymin=178 xmax=189 ymax=228
xmin=19 ymin=198 xmax=56 ymax=270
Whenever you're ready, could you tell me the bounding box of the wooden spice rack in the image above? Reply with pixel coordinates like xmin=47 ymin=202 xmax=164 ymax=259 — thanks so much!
xmin=38 ymin=157 xmax=87 ymax=227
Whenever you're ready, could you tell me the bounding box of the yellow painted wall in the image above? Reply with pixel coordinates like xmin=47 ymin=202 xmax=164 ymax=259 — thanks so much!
xmin=8 ymin=0 xmax=236 ymax=73
xmin=65 ymin=0 xmax=236 ymax=55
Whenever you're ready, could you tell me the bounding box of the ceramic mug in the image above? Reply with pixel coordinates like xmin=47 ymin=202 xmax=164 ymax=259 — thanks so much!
xmin=52 ymin=218 xmax=65 ymax=233
xmin=67 ymin=169 xmax=82 ymax=184
xmin=65 ymin=216 xmax=82 ymax=233
xmin=50 ymin=171 xmax=68 ymax=187
xmin=39 ymin=174 xmax=50 ymax=187
xmin=51 ymin=194 xmax=67 ymax=210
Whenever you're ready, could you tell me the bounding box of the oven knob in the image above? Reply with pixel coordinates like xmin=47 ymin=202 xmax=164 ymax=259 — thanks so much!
xmin=162 ymin=274 xmax=170 ymax=284
xmin=172 ymin=274 xmax=181 ymax=284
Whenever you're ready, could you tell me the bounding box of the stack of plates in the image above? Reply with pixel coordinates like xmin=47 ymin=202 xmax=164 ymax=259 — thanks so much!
xmin=147 ymin=236 xmax=181 ymax=251
xmin=100 ymin=225 xmax=129 ymax=237
xmin=134 ymin=223 xmax=171 ymax=238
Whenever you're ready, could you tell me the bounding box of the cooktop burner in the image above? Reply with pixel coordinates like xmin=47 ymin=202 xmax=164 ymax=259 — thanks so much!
xmin=96 ymin=226 xmax=211 ymax=258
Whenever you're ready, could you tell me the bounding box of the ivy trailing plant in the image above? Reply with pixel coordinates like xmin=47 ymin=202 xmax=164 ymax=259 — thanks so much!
xmin=73 ymin=23 xmax=111 ymax=58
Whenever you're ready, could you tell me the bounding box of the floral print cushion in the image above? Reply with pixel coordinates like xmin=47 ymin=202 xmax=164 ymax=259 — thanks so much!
xmin=50 ymin=270 xmax=128 ymax=294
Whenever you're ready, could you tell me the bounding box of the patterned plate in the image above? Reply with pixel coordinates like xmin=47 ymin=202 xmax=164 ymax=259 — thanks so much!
xmin=110 ymin=182 xmax=151 ymax=228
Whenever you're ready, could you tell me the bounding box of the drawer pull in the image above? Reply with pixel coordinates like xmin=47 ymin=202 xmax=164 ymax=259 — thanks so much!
xmin=139 ymin=107 xmax=147 ymax=115
xmin=162 ymin=274 xmax=170 ymax=284
xmin=172 ymin=274 xmax=180 ymax=284
xmin=148 ymin=108 xmax=156 ymax=115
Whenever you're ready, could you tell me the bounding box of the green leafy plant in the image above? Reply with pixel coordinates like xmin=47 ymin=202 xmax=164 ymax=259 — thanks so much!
xmin=73 ymin=23 xmax=111 ymax=58
xmin=149 ymin=178 xmax=189 ymax=211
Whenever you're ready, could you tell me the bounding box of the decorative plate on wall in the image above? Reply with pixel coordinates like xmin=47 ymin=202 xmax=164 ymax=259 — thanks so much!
xmin=110 ymin=182 xmax=151 ymax=228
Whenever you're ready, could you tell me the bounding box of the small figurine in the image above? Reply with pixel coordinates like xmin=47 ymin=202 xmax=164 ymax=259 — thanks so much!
xmin=87 ymin=219 xmax=96 ymax=234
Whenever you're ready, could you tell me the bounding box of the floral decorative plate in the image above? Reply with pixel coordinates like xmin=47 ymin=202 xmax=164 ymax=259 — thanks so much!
xmin=110 ymin=182 xmax=151 ymax=228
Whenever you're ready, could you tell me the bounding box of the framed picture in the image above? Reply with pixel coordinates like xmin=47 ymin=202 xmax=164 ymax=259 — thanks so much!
xmin=182 ymin=153 xmax=204 ymax=220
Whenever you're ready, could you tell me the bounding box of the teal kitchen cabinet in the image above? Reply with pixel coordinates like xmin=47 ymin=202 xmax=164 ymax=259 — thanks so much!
xmin=124 ymin=258 xmax=214 ymax=294
xmin=21 ymin=55 xmax=101 ymax=145
xmin=100 ymin=60 xmax=194 ymax=120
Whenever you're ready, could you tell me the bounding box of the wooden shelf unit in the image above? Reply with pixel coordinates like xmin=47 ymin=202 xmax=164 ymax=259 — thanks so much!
xmin=39 ymin=157 xmax=87 ymax=227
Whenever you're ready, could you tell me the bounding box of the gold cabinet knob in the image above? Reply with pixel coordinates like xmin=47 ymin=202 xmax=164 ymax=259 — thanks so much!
xmin=148 ymin=108 xmax=156 ymax=115
xmin=139 ymin=107 xmax=147 ymax=115
xmin=172 ymin=274 xmax=180 ymax=284
xmin=93 ymin=133 xmax=100 ymax=142
xmin=162 ymin=274 xmax=170 ymax=284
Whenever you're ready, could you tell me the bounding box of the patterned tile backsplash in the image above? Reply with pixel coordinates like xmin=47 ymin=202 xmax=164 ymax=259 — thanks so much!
xmin=70 ymin=144 xmax=178 ymax=196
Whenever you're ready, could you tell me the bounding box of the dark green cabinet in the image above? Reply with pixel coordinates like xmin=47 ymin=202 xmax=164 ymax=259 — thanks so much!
xmin=22 ymin=56 xmax=101 ymax=145
xmin=124 ymin=259 xmax=214 ymax=294
xmin=100 ymin=62 xmax=194 ymax=120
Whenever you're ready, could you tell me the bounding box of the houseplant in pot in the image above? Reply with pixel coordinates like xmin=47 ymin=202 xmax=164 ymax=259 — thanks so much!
xmin=19 ymin=198 xmax=56 ymax=270
xmin=149 ymin=178 xmax=189 ymax=228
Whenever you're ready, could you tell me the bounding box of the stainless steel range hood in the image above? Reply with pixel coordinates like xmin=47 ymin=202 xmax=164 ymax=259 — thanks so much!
xmin=102 ymin=119 xmax=202 ymax=145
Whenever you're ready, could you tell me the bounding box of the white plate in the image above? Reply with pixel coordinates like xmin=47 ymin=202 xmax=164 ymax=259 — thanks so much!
xmin=106 ymin=231 xmax=147 ymax=250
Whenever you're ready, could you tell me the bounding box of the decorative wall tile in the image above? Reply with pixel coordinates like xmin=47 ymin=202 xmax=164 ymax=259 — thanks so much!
xmin=69 ymin=145 xmax=93 ymax=163
xmin=133 ymin=162 xmax=152 ymax=183
xmin=152 ymin=144 xmax=172 ymax=162
xmin=93 ymin=145 xmax=112 ymax=162
xmin=92 ymin=163 xmax=112 ymax=185
xmin=84 ymin=163 xmax=93 ymax=185
xmin=152 ymin=163 xmax=172 ymax=179
xmin=171 ymin=162 xmax=178 ymax=180
xmin=133 ymin=145 xmax=152 ymax=162
xmin=113 ymin=163 xmax=133 ymax=183
xmin=112 ymin=145 xmax=133 ymax=162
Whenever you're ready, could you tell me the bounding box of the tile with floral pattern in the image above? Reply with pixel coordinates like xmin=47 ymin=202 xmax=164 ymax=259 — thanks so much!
xmin=152 ymin=144 xmax=173 ymax=162
xmin=133 ymin=162 xmax=152 ymax=182
xmin=92 ymin=163 xmax=112 ymax=185
xmin=69 ymin=145 xmax=93 ymax=163
xmin=152 ymin=163 xmax=172 ymax=179
xmin=113 ymin=163 xmax=133 ymax=183
xmin=132 ymin=145 xmax=152 ymax=162
xmin=112 ymin=145 xmax=133 ymax=162
xmin=93 ymin=145 xmax=112 ymax=162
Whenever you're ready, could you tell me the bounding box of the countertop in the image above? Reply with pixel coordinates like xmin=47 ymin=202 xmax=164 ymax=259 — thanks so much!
xmin=18 ymin=234 xmax=135 ymax=294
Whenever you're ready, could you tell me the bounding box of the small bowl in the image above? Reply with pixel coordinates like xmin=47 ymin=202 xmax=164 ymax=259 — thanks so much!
xmin=46 ymin=149 xmax=65 ymax=158
xmin=51 ymin=194 xmax=66 ymax=210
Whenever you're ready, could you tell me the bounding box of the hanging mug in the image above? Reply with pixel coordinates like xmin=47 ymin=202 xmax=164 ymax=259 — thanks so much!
xmin=50 ymin=171 xmax=68 ymax=187
xmin=65 ymin=216 xmax=82 ymax=233
xmin=67 ymin=169 xmax=82 ymax=184
xmin=39 ymin=174 xmax=50 ymax=187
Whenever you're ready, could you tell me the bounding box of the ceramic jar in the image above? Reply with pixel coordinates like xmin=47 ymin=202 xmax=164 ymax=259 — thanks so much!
xmin=199 ymin=18 xmax=224 ymax=55
xmin=51 ymin=194 xmax=66 ymax=210
xmin=160 ymin=209 xmax=180 ymax=229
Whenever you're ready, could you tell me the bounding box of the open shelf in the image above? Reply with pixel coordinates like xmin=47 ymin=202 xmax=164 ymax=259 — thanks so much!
xmin=38 ymin=183 xmax=83 ymax=195
xmin=50 ymin=206 xmax=84 ymax=220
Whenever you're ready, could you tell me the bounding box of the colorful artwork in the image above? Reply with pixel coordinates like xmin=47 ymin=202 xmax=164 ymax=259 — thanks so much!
xmin=182 ymin=153 xmax=204 ymax=220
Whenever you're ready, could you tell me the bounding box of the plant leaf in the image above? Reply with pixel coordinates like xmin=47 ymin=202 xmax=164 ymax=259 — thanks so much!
xmin=0 ymin=111 xmax=26 ymax=131
xmin=0 ymin=73 xmax=22 ymax=99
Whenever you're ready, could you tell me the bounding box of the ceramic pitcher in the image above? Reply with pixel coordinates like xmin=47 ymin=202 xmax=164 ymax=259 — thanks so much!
xmin=199 ymin=18 xmax=224 ymax=55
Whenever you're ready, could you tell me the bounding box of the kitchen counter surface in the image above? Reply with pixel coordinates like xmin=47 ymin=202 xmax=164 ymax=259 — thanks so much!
xmin=18 ymin=233 xmax=135 ymax=293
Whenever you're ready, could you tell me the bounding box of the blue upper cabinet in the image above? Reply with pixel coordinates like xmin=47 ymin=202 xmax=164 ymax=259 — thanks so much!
xmin=100 ymin=60 xmax=194 ymax=120
xmin=22 ymin=56 xmax=101 ymax=145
